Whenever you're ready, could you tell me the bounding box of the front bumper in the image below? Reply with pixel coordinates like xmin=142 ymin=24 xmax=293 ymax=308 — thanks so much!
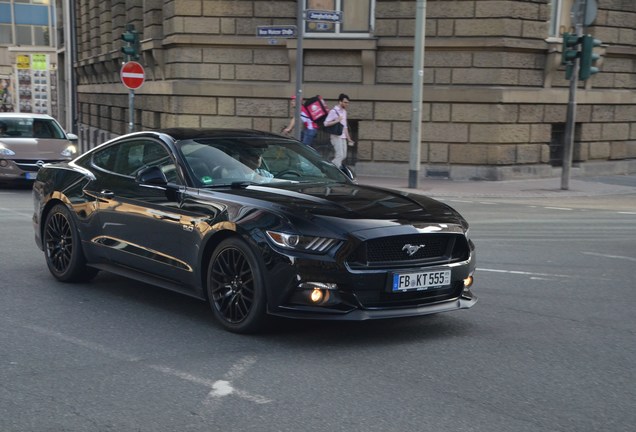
xmin=263 ymin=244 xmax=477 ymax=321
xmin=269 ymin=289 xmax=477 ymax=320
xmin=0 ymin=159 xmax=39 ymax=182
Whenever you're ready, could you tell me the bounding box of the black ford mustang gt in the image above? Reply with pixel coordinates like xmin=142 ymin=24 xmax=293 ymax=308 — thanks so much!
xmin=33 ymin=128 xmax=477 ymax=333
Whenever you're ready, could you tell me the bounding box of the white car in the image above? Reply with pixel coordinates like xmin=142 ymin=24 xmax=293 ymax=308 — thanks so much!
xmin=0 ymin=113 xmax=78 ymax=185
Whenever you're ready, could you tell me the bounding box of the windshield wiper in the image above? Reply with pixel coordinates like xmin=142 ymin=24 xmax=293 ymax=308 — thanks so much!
xmin=230 ymin=181 xmax=257 ymax=189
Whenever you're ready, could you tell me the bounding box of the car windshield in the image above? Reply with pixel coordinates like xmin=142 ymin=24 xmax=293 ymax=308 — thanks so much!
xmin=177 ymin=137 xmax=350 ymax=187
xmin=0 ymin=117 xmax=66 ymax=139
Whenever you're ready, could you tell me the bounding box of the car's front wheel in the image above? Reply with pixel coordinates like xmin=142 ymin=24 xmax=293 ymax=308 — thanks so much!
xmin=207 ymin=237 xmax=268 ymax=333
xmin=43 ymin=203 xmax=98 ymax=282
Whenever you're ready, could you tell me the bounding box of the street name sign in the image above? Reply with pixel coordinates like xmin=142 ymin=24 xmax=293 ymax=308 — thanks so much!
xmin=120 ymin=61 xmax=145 ymax=89
xmin=256 ymin=26 xmax=297 ymax=38
xmin=306 ymin=10 xmax=343 ymax=23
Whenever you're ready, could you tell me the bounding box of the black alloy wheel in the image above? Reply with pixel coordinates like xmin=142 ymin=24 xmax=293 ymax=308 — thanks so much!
xmin=43 ymin=204 xmax=98 ymax=282
xmin=207 ymin=237 xmax=267 ymax=333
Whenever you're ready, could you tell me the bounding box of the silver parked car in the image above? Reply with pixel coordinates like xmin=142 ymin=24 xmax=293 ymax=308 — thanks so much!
xmin=0 ymin=113 xmax=78 ymax=185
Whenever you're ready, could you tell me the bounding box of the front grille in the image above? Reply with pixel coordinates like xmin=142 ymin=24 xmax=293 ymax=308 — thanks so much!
xmin=347 ymin=233 xmax=469 ymax=268
xmin=13 ymin=159 xmax=66 ymax=172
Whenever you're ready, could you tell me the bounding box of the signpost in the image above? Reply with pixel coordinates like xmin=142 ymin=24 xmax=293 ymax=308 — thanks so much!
xmin=305 ymin=10 xmax=343 ymax=23
xmin=120 ymin=61 xmax=145 ymax=90
xmin=256 ymin=26 xmax=297 ymax=38
xmin=561 ymin=0 xmax=597 ymax=190
xmin=120 ymin=61 xmax=145 ymax=133
xmin=256 ymin=10 xmax=341 ymax=141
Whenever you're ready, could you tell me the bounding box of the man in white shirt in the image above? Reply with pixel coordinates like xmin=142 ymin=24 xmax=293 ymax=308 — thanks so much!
xmin=323 ymin=93 xmax=354 ymax=168
xmin=239 ymin=148 xmax=273 ymax=180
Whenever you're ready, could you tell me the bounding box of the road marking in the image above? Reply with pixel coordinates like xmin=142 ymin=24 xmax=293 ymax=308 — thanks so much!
xmin=618 ymin=212 xmax=636 ymax=215
xmin=544 ymin=207 xmax=573 ymax=211
xmin=23 ymin=324 xmax=141 ymax=362
xmin=151 ymin=356 xmax=272 ymax=406
xmin=479 ymin=268 xmax=571 ymax=278
xmin=149 ymin=364 xmax=216 ymax=387
xmin=22 ymin=323 xmax=272 ymax=405
xmin=0 ymin=207 xmax=32 ymax=218
xmin=581 ymin=252 xmax=636 ymax=262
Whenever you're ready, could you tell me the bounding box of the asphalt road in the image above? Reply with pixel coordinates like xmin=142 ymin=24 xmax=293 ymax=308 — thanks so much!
xmin=1 ymin=187 xmax=635 ymax=432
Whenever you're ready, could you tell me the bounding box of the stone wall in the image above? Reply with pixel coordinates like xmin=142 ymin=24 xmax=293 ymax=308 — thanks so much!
xmin=73 ymin=0 xmax=636 ymax=179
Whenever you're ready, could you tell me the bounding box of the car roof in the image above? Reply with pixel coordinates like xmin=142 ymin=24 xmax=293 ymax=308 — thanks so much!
xmin=156 ymin=128 xmax=284 ymax=142
xmin=0 ymin=113 xmax=57 ymax=121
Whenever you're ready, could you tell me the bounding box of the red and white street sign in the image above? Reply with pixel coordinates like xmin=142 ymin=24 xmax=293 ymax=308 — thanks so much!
xmin=120 ymin=61 xmax=145 ymax=89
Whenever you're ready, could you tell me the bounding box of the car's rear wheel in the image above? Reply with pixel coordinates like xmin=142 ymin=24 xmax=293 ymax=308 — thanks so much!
xmin=43 ymin=203 xmax=98 ymax=282
xmin=207 ymin=237 xmax=268 ymax=333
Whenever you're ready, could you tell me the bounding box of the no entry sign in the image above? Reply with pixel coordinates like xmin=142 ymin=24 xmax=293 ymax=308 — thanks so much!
xmin=120 ymin=61 xmax=145 ymax=89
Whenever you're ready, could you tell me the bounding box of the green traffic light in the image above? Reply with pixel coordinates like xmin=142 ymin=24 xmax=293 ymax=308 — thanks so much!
xmin=121 ymin=47 xmax=137 ymax=55
xmin=120 ymin=27 xmax=140 ymax=60
xmin=121 ymin=32 xmax=137 ymax=43
xmin=579 ymin=35 xmax=602 ymax=81
xmin=561 ymin=32 xmax=581 ymax=66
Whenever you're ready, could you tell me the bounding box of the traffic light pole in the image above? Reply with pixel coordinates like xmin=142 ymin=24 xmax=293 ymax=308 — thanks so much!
xmin=128 ymin=89 xmax=135 ymax=134
xmin=561 ymin=4 xmax=585 ymax=191
xmin=294 ymin=1 xmax=303 ymax=142
xmin=121 ymin=24 xmax=140 ymax=134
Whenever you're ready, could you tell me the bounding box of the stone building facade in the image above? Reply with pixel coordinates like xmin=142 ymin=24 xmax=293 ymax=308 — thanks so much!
xmin=70 ymin=0 xmax=636 ymax=180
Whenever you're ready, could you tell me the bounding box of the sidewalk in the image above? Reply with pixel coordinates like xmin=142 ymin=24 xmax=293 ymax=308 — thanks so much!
xmin=356 ymin=174 xmax=636 ymax=199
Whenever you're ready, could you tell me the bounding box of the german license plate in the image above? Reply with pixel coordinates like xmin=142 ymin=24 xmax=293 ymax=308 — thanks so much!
xmin=391 ymin=270 xmax=451 ymax=292
xmin=25 ymin=172 xmax=38 ymax=180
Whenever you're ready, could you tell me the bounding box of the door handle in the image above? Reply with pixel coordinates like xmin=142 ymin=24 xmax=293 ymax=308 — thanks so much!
xmin=98 ymin=189 xmax=115 ymax=199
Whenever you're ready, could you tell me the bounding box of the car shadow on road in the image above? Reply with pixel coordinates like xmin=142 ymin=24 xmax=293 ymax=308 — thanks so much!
xmin=68 ymin=272 xmax=477 ymax=345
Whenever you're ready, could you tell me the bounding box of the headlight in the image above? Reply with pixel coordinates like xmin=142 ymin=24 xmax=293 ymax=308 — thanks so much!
xmin=61 ymin=145 xmax=77 ymax=157
xmin=266 ymin=230 xmax=339 ymax=253
xmin=0 ymin=145 xmax=15 ymax=156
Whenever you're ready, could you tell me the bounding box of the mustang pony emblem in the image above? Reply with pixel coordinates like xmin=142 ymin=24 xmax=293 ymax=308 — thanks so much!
xmin=402 ymin=244 xmax=426 ymax=256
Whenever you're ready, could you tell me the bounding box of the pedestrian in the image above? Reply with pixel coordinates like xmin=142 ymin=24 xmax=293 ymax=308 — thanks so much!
xmin=282 ymin=96 xmax=319 ymax=147
xmin=323 ymin=93 xmax=354 ymax=168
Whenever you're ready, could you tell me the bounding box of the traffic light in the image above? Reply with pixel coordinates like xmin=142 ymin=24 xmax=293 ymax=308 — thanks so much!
xmin=561 ymin=32 xmax=582 ymax=80
xmin=579 ymin=35 xmax=602 ymax=81
xmin=121 ymin=25 xmax=140 ymax=61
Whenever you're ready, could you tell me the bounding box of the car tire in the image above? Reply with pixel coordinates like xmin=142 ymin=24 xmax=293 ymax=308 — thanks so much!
xmin=206 ymin=237 xmax=268 ymax=334
xmin=43 ymin=203 xmax=98 ymax=282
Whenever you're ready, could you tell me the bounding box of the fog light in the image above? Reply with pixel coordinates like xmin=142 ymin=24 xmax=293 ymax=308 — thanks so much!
xmin=0 ymin=159 xmax=7 ymax=167
xmin=296 ymin=282 xmax=337 ymax=306
xmin=310 ymin=288 xmax=324 ymax=303
xmin=463 ymin=275 xmax=473 ymax=288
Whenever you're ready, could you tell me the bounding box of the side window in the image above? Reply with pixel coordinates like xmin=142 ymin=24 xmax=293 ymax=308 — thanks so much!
xmin=92 ymin=144 xmax=119 ymax=172
xmin=305 ymin=0 xmax=373 ymax=37
xmin=91 ymin=140 xmax=180 ymax=183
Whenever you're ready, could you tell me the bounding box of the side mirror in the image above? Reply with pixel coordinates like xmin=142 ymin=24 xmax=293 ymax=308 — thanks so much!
xmin=136 ymin=165 xmax=168 ymax=187
xmin=340 ymin=164 xmax=356 ymax=181
xmin=66 ymin=133 xmax=79 ymax=142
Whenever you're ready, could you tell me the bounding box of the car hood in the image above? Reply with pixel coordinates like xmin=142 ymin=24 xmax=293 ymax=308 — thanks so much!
xmin=209 ymin=182 xmax=466 ymax=233
xmin=0 ymin=137 xmax=71 ymax=159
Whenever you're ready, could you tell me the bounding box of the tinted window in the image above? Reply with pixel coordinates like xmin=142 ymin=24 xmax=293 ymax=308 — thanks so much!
xmin=178 ymin=137 xmax=348 ymax=187
xmin=92 ymin=139 xmax=179 ymax=182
